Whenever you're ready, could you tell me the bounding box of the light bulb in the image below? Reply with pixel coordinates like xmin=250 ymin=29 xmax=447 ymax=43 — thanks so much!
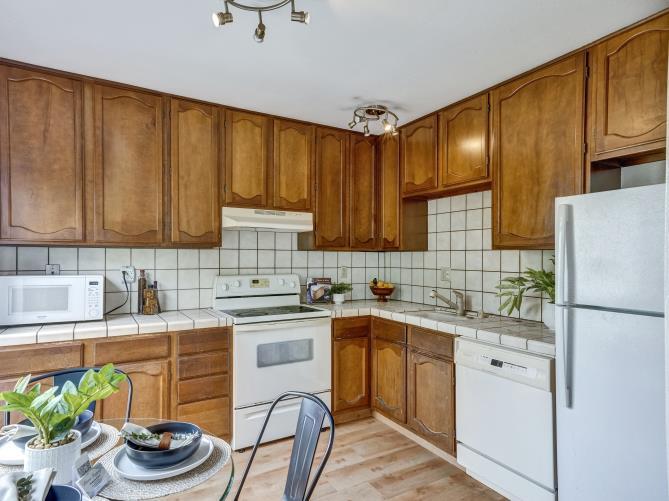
xmin=254 ymin=22 xmax=266 ymax=42
xmin=348 ymin=120 xmax=356 ymax=129
xmin=382 ymin=119 xmax=392 ymax=132
xmin=212 ymin=11 xmax=233 ymax=26
xmin=363 ymin=124 xmax=370 ymax=137
xmin=291 ymin=10 xmax=310 ymax=24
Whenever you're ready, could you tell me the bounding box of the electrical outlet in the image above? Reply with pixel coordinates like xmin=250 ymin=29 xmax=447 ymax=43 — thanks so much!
xmin=45 ymin=264 xmax=60 ymax=275
xmin=440 ymin=267 xmax=451 ymax=282
xmin=120 ymin=265 xmax=136 ymax=282
xmin=339 ymin=266 xmax=349 ymax=280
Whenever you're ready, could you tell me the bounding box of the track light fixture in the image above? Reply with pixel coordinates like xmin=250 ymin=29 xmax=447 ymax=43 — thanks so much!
xmin=212 ymin=0 xmax=309 ymax=43
xmin=348 ymin=105 xmax=400 ymax=136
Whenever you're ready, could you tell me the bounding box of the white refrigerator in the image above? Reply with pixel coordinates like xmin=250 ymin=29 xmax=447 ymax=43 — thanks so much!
xmin=555 ymin=184 xmax=667 ymax=501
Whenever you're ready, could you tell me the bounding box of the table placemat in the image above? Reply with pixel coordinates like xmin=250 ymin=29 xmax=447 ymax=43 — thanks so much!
xmin=92 ymin=436 xmax=231 ymax=500
xmin=0 ymin=423 xmax=119 ymax=474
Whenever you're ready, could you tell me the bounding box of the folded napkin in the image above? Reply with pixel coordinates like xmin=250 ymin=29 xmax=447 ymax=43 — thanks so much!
xmin=0 ymin=468 xmax=55 ymax=501
xmin=0 ymin=424 xmax=37 ymax=446
xmin=120 ymin=422 xmax=197 ymax=450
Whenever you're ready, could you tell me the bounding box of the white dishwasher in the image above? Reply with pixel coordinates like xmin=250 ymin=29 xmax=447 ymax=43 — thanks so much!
xmin=455 ymin=338 xmax=556 ymax=501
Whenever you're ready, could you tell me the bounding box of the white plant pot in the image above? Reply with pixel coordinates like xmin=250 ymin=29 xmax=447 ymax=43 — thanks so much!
xmin=24 ymin=430 xmax=81 ymax=484
xmin=333 ymin=293 xmax=346 ymax=305
xmin=543 ymin=302 xmax=555 ymax=330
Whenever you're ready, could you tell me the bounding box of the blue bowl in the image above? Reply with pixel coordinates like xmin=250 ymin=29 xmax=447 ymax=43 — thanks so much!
xmin=15 ymin=411 xmax=94 ymax=447
xmin=45 ymin=485 xmax=82 ymax=501
xmin=125 ymin=422 xmax=202 ymax=469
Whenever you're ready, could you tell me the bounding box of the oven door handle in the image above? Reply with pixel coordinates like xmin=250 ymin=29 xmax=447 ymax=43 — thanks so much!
xmin=234 ymin=317 xmax=331 ymax=332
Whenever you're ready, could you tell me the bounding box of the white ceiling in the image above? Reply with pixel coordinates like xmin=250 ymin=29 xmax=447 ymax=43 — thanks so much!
xmin=1 ymin=0 xmax=667 ymax=131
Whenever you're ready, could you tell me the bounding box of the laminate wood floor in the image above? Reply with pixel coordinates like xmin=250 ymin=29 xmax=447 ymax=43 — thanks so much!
xmin=230 ymin=417 xmax=506 ymax=500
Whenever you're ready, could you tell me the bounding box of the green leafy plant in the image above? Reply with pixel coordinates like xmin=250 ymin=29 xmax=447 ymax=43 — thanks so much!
xmin=330 ymin=282 xmax=353 ymax=295
xmin=0 ymin=364 xmax=126 ymax=446
xmin=496 ymin=260 xmax=555 ymax=316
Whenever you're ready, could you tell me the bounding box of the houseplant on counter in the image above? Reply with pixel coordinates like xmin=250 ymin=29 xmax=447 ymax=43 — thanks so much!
xmin=0 ymin=364 xmax=126 ymax=483
xmin=496 ymin=260 xmax=556 ymax=329
xmin=330 ymin=283 xmax=352 ymax=304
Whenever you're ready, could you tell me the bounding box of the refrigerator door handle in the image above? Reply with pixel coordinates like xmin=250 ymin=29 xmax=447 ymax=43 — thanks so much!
xmin=560 ymin=305 xmax=572 ymax=408
xmin=556 ymin=203 xmax=570 ymax=306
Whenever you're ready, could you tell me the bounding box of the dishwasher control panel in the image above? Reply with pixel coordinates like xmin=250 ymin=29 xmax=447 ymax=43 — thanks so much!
xmin=455 ymin=338 xmax=554 ymax=392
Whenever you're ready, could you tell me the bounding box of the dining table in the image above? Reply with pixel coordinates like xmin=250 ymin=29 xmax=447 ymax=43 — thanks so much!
xmin=93 ymin=418 xmax=235 ymax=501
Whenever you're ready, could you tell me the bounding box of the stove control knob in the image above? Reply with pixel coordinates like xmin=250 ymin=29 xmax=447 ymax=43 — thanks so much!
xmin=221 ymin=283 xmax=229 ymax=291
xmin=232 ymin=280 xmax=241 ymax=288
xmin=278 ymin=278 xmax=285 ymax=286
xmin=289 ymin=281 xmax=296 ymax=288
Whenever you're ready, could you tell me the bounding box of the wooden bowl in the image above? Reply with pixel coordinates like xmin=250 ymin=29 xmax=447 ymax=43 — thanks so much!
xmin=369 ymin=286 xmax=395 ymax=302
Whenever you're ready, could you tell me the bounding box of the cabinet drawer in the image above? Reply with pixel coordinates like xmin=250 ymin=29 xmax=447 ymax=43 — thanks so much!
xmin=178 ymin=328 xmax=229 ymax=355
xmin=0 ymin=343 xmax=83 ymax=377
xmin=408 ymin=326 xmax=454 ymax=359
xmin=178 ymin=352 xmax=228 ymax=380
xmin=178 ymin=374 xmax=229 ymax=404
xmin=333 ymin=316 xmax=370 ymax=340
xmin=177 ymin=397 xmax=230 ymax=437
xmin=92 ymin=335 xmax=170 ymax=365
xmin=371 ymin=317 xmax=406 ymax=343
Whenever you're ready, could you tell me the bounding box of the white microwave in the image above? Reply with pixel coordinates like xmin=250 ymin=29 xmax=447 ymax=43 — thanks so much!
xmin=0 ymin=275 xmax=104 ymax=326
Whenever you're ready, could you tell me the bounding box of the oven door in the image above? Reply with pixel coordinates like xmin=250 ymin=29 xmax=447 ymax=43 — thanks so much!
xmin=233 ymin=317 xmax=331 ymax=408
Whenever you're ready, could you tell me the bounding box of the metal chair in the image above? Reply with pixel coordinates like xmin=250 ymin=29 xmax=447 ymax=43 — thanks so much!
xmin=234 ymin=391 xmax=335 ymax=501
xmin=2 ymin=367 xmax=133 ymax=426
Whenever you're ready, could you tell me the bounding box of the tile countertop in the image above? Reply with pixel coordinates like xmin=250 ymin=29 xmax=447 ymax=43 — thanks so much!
xmin=0 ymin=309 xmax=233 ymax=347
xmin=320 ymin=300 xmax=555 ymax=357
xmin=0 ymin=301 xmax=555 ymax=357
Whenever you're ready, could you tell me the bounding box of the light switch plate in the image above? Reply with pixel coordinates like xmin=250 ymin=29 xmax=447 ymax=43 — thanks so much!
xmin=339 ymin=266 xmax=349 ymax=280
xmin=45 ymin=264 xmax=60 ymax=275
xmin=120 ymin=265 xmax=136 ymax=282
xmin=440 ymin=267 xmax=451 ymax=282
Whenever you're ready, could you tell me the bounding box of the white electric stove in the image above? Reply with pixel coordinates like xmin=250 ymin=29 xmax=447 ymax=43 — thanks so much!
xmin=212 ymin=274 xmax=332 ymax=450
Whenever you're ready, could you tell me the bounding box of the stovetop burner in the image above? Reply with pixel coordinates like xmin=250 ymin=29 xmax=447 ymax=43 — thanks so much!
xmin=223 ymin=304 xmax=324 ymax=318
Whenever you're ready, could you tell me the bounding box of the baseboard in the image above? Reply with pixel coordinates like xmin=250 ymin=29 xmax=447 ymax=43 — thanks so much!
xmin=334 ymin=407 xmax=373 ymax=424
xmin=372 ymin=411 xmax=463 ymax=470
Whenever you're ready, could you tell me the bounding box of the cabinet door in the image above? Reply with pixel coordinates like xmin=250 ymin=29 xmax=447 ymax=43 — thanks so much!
xmin=170 ymin=98 xmax=220 ymax=245
xmin=371 ymin=338 xmax=406 ymax=423
xmin=90 ymin=85 xmax=164 ymax=244
xmin=314 ymin=128 xmax=349 ymax=248
xmin=407 ymin=350 xmax=455 ymax=454
xmin=439 ymin=94 xmax=489 ymax=188
xmin=349 ymin=135 xmax=376 ymax=249
xmin=333 ymin=336 xmax=370 ymax=413
xmin=98 ymin=359 xmax=170 ymax=420
xmin=0 ymin=66 xmax=84 ymax=242
xmin=401 ymin=114 xmax=438 ymax=195
xmin=273 ymin=119 xmax=313 ymax=211
xmin=378 ymin=134 xmax=400 ymax=249
xmin=492 ymin=54 xmax=585 ymax=249
xmin=590 ymin=14 xmax=669 ymax=160
xmin=225 ymin=110 xmax=270 ymax=207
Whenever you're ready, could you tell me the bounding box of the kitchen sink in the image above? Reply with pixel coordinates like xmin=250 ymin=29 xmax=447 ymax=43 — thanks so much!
xmin=404 ymin=309 xmax=479 ymax=322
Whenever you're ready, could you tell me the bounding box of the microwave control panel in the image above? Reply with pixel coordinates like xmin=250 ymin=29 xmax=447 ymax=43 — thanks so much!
xmin=85 ymin=276 xmax=104 ymax=320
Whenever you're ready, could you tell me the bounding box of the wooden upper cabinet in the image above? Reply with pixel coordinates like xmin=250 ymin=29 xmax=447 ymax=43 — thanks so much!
xmin=0 ymin=66 xmax=84 ymax=242
xmin=439 ymin=94 xmax=490 ymax=188
xmin=170 ymin=99 xmax=220 ymax=245
xmin=89 ymin=85 xmax=164 ymax=245
xmin=349 ymin=135 xmax=376 ymax=249
xmin=401 ymin=114 xmax=438 ymax=195
xmin=589 ymin=13 xmax=669 ymax=160
xmin=378 ymin=134 xmax=401 ymax=249
xmin=272 ymin=119 xmax=313 ymax=211
xmin=314 ymin=128 xmax=349 ymax=248
xmin=492 ymin=54 xmax=585 ymax=249
xmin=224 ymin=110 xmax=270 ymax=207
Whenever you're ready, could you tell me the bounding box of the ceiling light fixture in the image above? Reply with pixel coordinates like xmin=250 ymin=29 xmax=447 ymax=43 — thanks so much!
xmin=212 ymin=0 xmax=309 ymax=43
xmin=349 ymin=105 xmax=399 ymax=136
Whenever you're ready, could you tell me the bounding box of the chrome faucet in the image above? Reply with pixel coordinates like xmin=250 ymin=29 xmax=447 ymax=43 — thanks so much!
xmin=430 ymin=289 xmax=466 ymax=316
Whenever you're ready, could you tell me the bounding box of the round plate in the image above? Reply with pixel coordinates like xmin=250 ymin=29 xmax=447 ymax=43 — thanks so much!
xmin=81 ymin=421 xmax=102 ymax=449
xmin=0 ymin=421 xmax=102 ymax=465
xmin=113 ymin=437 xmax=213 ymax=481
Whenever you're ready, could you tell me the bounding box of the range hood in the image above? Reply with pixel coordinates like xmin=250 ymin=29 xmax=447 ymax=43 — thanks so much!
xmin=222 ymin=207 xmax=313 ymax=232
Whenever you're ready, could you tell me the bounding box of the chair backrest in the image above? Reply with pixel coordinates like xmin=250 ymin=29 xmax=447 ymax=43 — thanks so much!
xmin=235 ymin=391 xmax=335 ymax=501
xmin=2 ymin=367 xmax=133 ymax=427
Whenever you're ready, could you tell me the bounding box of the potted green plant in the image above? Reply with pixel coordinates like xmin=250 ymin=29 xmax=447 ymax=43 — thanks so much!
xmin=330 ymin=283 xmax=352 ymax=304
xmin=0 ymin=364 xmax=126 ymax=483
xmin=496 ymin=262 xmax=556 ymax=329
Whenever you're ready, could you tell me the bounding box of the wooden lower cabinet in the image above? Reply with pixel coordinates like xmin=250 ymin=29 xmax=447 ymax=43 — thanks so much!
xmin=98 ymin=359 xmax=171 ymax=421
xmin=371 ymin=337 xmax=407 ymax=423
xmin=333 ymin=336 xmax=370 ymax=413
xmin=407 ymin=349 xmax=455 ymax=454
